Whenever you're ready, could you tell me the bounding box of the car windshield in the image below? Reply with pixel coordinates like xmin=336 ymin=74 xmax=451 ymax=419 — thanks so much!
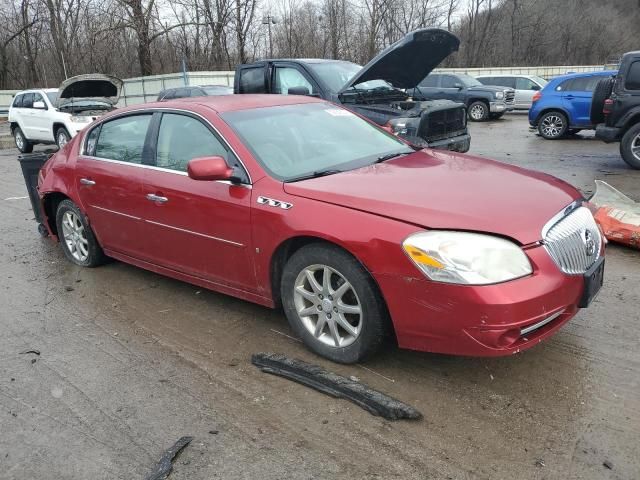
xmin=457 ymin=74 xmax=482 ymax=87
xmin=46 ymin=91 xmax=59 ymax=104
xmin=221 ymin=102 xmax=413 ymax=181
xmin=530 ymin=75 xmax=548 ymax=86
xmin=308 ymin=62 xmax=394 ymax=93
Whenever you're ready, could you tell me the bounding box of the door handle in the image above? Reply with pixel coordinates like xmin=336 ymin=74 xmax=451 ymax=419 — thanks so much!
xmin=146 ymin=193 xmax=168 ymax=203
xmin=565 ymin=95 xmax=575 ymax=100
xmin=80 ymin=178 xmax=96 ymax=185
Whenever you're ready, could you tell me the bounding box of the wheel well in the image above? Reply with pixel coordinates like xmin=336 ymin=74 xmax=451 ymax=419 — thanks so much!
xmin=42 ymin=192 xmax=70 ymax=237
xmin=622 ymin=114 xmax=640 ymax=136
xmin=535 ymin=107 xmax=569 ymax=125
xmin=468 ymin=98 xmax=489 ymax=107
xmin=10 ymin=122 xmax=18 ymax=134
xmin=52 ymin=123 xmax=67 ymax=137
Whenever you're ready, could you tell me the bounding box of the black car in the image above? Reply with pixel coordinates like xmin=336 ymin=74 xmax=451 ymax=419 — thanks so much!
xmin=234 ymin=29 xmax=471 ymax=153
xmin=592 ymin=51 xmax=640 ymax=169
xmin=157 ymin=85 xmax=233 ymax=101
xmin=410 ymin=73 xmax=515 ymax=121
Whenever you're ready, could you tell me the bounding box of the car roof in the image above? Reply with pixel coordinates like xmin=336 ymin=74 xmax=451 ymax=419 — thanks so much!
xmin=549 ymin=70 xmax=618 ymax=83
xmin=124 ymin=94 xmax=325 ymax=114
xmin=254 ymin=58 xmax=355 ymax=65
xmin=476 ymin=74 xmax=532 ymax=78
xmin=15 ymin=88 xmax=58 ymax=94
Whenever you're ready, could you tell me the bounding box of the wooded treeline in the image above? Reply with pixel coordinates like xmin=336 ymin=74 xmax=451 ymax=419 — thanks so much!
xmin=1 ymin=0 xmax=638 ymax=89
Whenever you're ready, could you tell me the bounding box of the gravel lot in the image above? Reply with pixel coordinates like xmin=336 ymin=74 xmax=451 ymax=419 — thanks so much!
xmin=1 ymin=114 xmax=639 ymax=480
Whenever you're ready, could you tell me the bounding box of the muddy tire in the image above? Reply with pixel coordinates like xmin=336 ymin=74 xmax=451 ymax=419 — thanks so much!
xmin=620 ymin=123 xmax=640 ymax=169
xmin=590 ymin=77 xmax=614 ymax=125
xmin=55 ymin=199 xmax=106 ymax=267
xmin=56 ymin=127 xmax=71 ymax=149
xmin=538 ymin=111 xmax=568 ymax=139
xmin=280 ymin=243 xmax=389 ymax=363
xmin=468 ymin=101 xmax=489 ymax=121
xmin=14 ymin=126 xmax=33 ymax=153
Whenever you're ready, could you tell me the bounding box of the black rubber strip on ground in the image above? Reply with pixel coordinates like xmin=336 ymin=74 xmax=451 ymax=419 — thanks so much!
xmin=144 ymin=436 xmax=193 ymax=480
xmin=251 ymin=353 xmax=422 ymax=421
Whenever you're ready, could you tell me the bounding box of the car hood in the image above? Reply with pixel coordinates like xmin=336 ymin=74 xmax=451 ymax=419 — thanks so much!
xmin=283 ymin=151 xmax=581 ymax=245
xmin=56 ymin=74 xmax=123 ymax=108
xmin=340 ymin=28 xmax=459 ymax=92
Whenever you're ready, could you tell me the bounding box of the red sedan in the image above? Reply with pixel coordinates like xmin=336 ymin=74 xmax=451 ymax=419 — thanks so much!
xmin=37 ymin=95 xmax=605 ymax=363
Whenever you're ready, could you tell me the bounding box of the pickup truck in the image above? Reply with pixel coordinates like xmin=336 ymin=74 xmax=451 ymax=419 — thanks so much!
xmin=410 ymin=73 xmax=516 ymax=121
xmin=9 ymin=74 xmax=122 ymax=152
xmin=233 ymin=29 xmax=471 ymax=152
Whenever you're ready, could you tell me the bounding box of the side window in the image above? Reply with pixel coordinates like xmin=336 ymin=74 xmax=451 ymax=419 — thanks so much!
xmin=441 ymin=75 xmax=459 ymax=88
xmin=557 ymin=79 xmax=574 ymax=91
xmin=12 ymin=94 xmax=23 ymax=108
xmin=94 ymin=114 xmax=151 ymax=164
xmin=420 ymin=75 xmax=439 ymax=87
xmin=516 ymin=78 xmax=538 ymax=90
xmin=583 ymin=76 xmax=602 ymax=92
xmin=274 ymin=67 xmax=314 ymax=95
xmin=625 ymin=61 xmax=640 ymax=90
xmin=239 ymin=67 xmax=266 ymax=93
xmin=32 ymin=92 xmax=46 ymax=109
xmin=85 ymin=125 xmax=101 ymax=156
xmin=495 ymin=77 xmax=516 ymax=88
xmin=478 ymin=77 xmax=494 ymax=85
xmin=22 ymin=93 xmax=34 ymax=108
xmin=156 ymin=113 xmax=228 ymax=172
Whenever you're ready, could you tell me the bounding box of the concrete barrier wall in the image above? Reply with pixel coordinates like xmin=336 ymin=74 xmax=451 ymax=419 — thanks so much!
xmin=0 ymin=65 xmax=616 ymax=114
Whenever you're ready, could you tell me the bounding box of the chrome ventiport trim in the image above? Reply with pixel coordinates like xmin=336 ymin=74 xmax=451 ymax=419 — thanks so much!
xmin=521 ymin=310 xmax=564 ymax=336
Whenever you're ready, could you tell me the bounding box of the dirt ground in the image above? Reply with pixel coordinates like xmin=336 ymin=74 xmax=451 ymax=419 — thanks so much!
xmin=1 ymin=114 xmax=639 ymax=480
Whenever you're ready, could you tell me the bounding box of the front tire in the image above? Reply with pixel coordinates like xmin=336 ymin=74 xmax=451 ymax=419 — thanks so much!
xmin=56 ymin=127 xmax=71 ymax=149
xmin=14 ymin=127 xmax=33 ymax=153
xmin=468 ymin=101 xmax=489 ymax=121
xmin=620 ymin=123 xmax=640 ymax=169
xmin=55 ymin=199 xmax=106 ymax=267
xmin=538 ymin=111 xmax=568 ymax=139
xmin=280 ymin=244 xmax=389 ymax=363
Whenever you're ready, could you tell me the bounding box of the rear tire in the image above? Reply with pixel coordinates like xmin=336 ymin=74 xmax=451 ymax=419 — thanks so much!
xmin=55 ymin=127 xmax=71 ymax=149
xmin=55 ymin=199 xmax=106 ymax=267
xmin=590 ymin=77 xmax=614 ymax=125
xmin=468 ymin=101 xmax=489 ymax=121
xmin=620 ymin=123 xmax=640 ymax=169
xmin=280 ymin=243 xmax=389 ymax=363
xmin=538 ymin=111 xmax=568 ymax=139
xmin=14 ymin=127 xmax=33 ymax=153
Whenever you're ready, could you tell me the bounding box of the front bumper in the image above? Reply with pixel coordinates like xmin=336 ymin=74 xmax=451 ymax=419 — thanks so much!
xmin=490 ymin=101 xmax=515 ymax=113
xmin=595 ymin=124 xmax=621 ymax=143
xmin=428 ymin=133 xmax=471 ymax=153
xmin=375 ymin=245 xmax=586 ymax=356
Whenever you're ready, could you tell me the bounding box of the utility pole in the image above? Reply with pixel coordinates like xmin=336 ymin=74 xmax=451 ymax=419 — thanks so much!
xmin=262 ymin=15 xmax=277 ymax=57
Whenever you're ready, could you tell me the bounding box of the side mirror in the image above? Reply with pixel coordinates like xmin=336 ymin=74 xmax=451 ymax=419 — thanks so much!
xmin=187 ymin=156 xmax=233 ymax=181
xmin=287 ymin=86 xmax=310 ymax=96
xmin=33 ymin=101 xmax=46 ymax=109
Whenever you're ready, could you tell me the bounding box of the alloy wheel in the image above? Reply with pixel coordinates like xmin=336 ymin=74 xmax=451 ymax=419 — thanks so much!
xmin=61 ymin=211 xmax=89 ymax=262
xmin=293 ymin=264 xmax=362 ymax=348
xmin=57 ymin=131 xmax=69 ymax=148
xmin=470 ymin=104 xmax=486 ymax=120
xmin=15 ymin=131 xmax=24 ymax=150
xmin=632 ymin=132 xmax=640 ymax=162
xmin=541 ymin=115 xmax=564 ymax=138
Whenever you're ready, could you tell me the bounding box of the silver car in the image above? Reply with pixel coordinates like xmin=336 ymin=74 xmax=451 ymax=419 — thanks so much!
xmin=476 ymin=75 xmax=547 ymax=109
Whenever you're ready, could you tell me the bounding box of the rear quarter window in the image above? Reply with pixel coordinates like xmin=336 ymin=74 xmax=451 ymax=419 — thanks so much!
xmin=12 ymin=94 xmax=23 ymax=108
xmin=625 ymin=61 xmax=640 ymax=90
xmin=239 ymin=67 xmax=266 ymax=93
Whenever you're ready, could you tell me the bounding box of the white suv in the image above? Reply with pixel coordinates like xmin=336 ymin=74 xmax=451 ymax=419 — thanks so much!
xmin=9 ymin=74 xmax=122 ymax=152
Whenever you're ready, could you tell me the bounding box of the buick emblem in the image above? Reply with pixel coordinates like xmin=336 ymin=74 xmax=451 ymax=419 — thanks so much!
xmin=582 ymin=229 xmax=596 ymax=257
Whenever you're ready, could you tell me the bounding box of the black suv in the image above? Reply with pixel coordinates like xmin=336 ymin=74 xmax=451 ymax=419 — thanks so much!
xmin=234 ymin=29 xmax=470 ymax=152
xmin=157 ymin=85 xmax=233 ymax=101
xmin=592 ymin=51 xmax=640 ymax=169
xmin=410 ymin=73 xmax=516 ymax=121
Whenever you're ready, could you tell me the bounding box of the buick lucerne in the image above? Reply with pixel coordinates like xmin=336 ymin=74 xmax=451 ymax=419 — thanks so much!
xmin=37 ymin=95 xmax=605 ymax=363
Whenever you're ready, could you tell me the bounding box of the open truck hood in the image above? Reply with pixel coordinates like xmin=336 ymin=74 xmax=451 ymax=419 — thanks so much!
xmin=56 ymin=74 xmax=123 ymax=109
xmin=340 ymin=28 xmax=459 ymax=92
xmin=283 ymin=150 xmax=581 ymax=245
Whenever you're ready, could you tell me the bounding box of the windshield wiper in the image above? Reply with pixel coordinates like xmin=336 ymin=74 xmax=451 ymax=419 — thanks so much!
xmin=286 ymin=169 xmax=343 ymax=182
xmin=375 ymin=151 xmax=412 ymax=163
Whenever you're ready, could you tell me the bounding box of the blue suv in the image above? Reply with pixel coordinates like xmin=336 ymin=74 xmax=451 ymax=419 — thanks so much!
xmin=529 ymin=70 xmax=617 ymax=139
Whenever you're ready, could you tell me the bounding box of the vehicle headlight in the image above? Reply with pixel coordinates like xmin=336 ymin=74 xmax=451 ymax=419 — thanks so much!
xmin=386 ymin=119 xmax=409 ymax=136
xmin=495 ymin=91 xmax=504 ymax=100
xmin=402 ymin=231 xmax=532 ymax=285
xmin=71 ymin=115 xmax=91 ymax=123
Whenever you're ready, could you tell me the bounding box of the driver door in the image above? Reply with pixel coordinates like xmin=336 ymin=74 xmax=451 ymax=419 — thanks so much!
xmin=271 ymin=63 xmax=318 ymax=96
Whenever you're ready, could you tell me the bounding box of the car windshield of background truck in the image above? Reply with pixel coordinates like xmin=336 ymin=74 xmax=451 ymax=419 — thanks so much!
xmin=308 ymin=62 xmax=394 ymax=93
xmin=222 ymin=102 xmax=412 ymax=181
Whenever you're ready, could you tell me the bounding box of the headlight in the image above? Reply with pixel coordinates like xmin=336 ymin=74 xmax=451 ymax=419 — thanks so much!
xmin=386 ymin=119 xmax=409 ymax=136
xmin=402 ymin=231 xmax=532 ymax=285
xmin=71 ymin=115 xmax=91 ymax=123
xmin=495 ymin=91 xmax=504 ymax=100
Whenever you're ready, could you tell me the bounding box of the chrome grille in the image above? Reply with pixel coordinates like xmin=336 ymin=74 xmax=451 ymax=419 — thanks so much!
xmin=543 ymin=206 xmax=602 ymax=274
xmin=504 ymin=90 xmax=515 ymax=105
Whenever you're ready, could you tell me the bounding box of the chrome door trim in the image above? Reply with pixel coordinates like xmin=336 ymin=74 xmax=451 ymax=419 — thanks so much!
xmin=144 ymin=220 xmax=244 ymax=247
xmin=91 ymin=205 xmax=141 ymax=220
xmin=79 ymin=107 xmax=253 ymax=185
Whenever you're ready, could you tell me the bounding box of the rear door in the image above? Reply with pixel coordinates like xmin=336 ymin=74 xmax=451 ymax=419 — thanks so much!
xmin=140 ymin=111 xmax=255 ymax=290
xmin=561 ymin=76 xmax=601 ymax=126
xmin=19 ymin=93 xmax=36 ymax=138
xmin=235 ymin=64 xmax=268 ymax=94
xmin=75 ymin=113 xmax=152 ymax=257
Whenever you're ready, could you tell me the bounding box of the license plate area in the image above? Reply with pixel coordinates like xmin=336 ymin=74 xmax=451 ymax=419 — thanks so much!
xmin=579 ymin=257 xmax=605 ymax=308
